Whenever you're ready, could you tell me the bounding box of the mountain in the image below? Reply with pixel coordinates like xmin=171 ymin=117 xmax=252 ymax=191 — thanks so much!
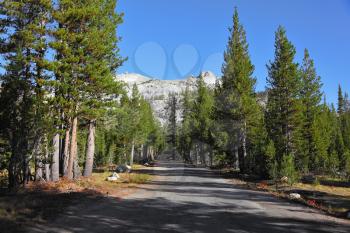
xmin=115 ymin=71 xmax=218 ymax=125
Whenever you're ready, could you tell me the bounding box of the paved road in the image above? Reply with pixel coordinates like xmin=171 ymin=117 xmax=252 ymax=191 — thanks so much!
xmin=30 ymin=159 xmax=350 ymax=233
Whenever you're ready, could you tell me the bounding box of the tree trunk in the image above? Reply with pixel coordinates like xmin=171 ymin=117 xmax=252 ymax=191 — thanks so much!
xmin=197 ymin=143 xmax=201 ymax=165
xmin=172 ymin=143 xmax=176 ymax=160
xmin=83 ymin=120 xmax=96 ymax=177
xmin=147 ymin=146 xmax=150 ymax=160
xmin=209 ymin=147 xmax=213 ymax=167
xmin=241 ymin=121 xmax=247 ymax=172
xmin=200 ymin=142 xmax=206 ymax=166
xmin=140 ymin=144 xmax=144 ymax=161
xmin=234 ymin=145 xmax=239 ymax=170
xmin=73 ymin=157 xmax=81 ymax=179
xmin=66 ymin=116 xmax=77 ymax=180
xmin=150 ymin=146 xmax=154 ymax=161
xmin=63 ymin=124 xmax=70 ymax=176
xmin=8 ymin=152 xmax=18 ymax=189
xmin=145 ymin=145 xmax=149 ymax=160
xmin=51 ymin=133 xmax=60 ymax=181
xmin=45 ymin=143 xmax=51 ymax=182
xmin=35 ymin=163 xmax=43 ymax=181
xmin=130 ymin=139 xmax=135 ymax=166
xmin=123 ymin=144 xmax=127 ymax=164
xmin=34 ymin=137 xmax=43 ymax=181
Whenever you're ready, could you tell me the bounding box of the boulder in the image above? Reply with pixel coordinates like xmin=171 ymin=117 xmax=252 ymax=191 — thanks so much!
xmin=116 ymin=164 xmax=131 ymax=173
xmin=302 ymin=174 xmax=315 ymax=183
xmin=289 ymin=193 xmax=301 ymax=199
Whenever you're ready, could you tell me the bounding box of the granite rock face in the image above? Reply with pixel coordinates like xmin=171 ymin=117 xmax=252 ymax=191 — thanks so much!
xmin=115 ymin=71 xmax=267 ymax=126
xmin=115 ymin=71 xmax=218 ymax=125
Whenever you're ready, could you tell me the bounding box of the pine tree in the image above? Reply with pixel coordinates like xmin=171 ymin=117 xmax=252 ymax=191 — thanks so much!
xmin=81 ymin=0 xmax=124 ymax=177
xmin=342 ymin=93 xmax=350 ymax=154
xmin=299 ymin=49 xmax=323 ymax=171
xmin=245 ymin=105 xmax=271 ymax=177
xmin=328 ymin=104 xmax=342 ymax=174
xmin=129 ymin=84 xmax=142 ymax=166
xmin=340 ymin=92 xmax=350 ymax=154
xmin=138 ymin=98 xmax=163 ymax=162
xmin=50 ymin=0 xmax=86 ymax=179
xmin=0 ymin=0 xmax=52 ymax=188
xmin=114 ymin=93 xmax=134 ymax=164
xmin=178 ymin=85 xmax=194 ymax=163
xmin=336 ymin=87 xmax=349 ymax=172
xmin=192 ymin=75 xmax=214 ymax=165
xmin=51 ymin=0 xmax=123 ymax=178
xmin=214 ymin=8 xmax=259 ymax=171
xmin=138 ymin=98 xmax=156 ymax=160
xmin=166 ymin=93 xmax=178 ymax=160
xmin=312 ymin=100 xmax=335 ymax=172
xmin=266 ymin=26 xmax=301 ymax=176
xmin=280 ymin=154 xmax=298 ymax=185
xmin=335 ymin=125 xmax=346 ymax=171
xmin=338 ymin=85 xmax=344 ymax=115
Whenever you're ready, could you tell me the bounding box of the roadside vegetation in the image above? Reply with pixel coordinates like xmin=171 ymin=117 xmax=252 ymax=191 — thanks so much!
xmin=173 ymin=9 xmax=350 ymax=216
xmin=0 ymin=0 xmax=164 ymax=190
xmin=175 ymin=8 xmax=350 ymax=183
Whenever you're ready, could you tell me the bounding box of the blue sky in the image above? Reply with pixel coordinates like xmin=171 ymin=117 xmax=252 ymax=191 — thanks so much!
xmin=117 ymin=0 xmax=350 ymax=104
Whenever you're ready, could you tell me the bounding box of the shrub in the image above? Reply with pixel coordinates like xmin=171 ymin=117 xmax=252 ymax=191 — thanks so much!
xmin=280 ymin=154 xmax=299 ymax=186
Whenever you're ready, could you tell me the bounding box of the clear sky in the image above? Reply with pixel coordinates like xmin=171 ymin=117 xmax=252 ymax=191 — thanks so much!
xmin=117 ymin=0 xmax=350 ymax=104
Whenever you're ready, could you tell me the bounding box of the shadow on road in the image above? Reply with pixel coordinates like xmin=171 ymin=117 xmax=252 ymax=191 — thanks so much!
xmin=28 ymin=196 xmax=349 ymax=233
xmin=26 ymin=160 xmax=350 ymax=233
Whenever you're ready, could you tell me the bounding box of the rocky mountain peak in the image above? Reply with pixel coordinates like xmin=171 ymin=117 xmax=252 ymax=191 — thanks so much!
xmin=115 ymin=72 xmax=218 ymax=125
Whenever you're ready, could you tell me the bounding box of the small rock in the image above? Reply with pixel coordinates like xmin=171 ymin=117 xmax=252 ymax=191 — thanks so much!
xmin=107 ymin=172 xmax=120 ymax=181
xmin=112 ymin=172 xmax=120 ymax=178
xmin=289 ymin=193 xmax=301 ymax=199
xmin=281 ymin=176 xmax=288 ymax=183
xmin=144 ymin=162 xmax=150 ymax=166
xmin=107 ymin=176 xmax=118 ymax=181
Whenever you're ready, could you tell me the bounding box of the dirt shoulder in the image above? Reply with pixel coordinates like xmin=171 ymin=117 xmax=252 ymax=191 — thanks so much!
xmin=0 ymin=166 xmax=154 ymax=233
xmin=212 ymin=168 xmax=350 ymax=220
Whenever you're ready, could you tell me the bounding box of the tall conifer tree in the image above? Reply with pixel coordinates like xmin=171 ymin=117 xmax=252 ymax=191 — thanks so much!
xmin=215 ymin=8 xmax=259 ymax=171
xmin=299 ymin=49 xmax=323 ymax=171
xmin=166 ymin=94 xmax=178 ymax=160
xmin=266 ymin=26 xmax=301 ymax=174
xmin=192 ymin=75 xmax=214 ymax=165
xmin=81 ymin=0 xmax=124 ymax=177
xmin=178 ymin=86 xmax=194 ymax=163
xmin=0 ymin=0 xmax=52 ymax=188
xmin=51 ymin=0 xmax=123 ymax=178
xmin=338 ymin=85 xmax=344 ymax=115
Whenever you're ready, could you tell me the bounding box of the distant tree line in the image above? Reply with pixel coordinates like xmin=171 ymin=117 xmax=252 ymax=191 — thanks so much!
xmin=176 ymin=8 xmax=350 ymax=183
xmin=0 ymin=0 xmax=164 ymax=190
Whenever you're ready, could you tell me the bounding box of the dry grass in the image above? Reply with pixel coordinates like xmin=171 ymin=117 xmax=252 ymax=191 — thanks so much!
xmin=75 ymin=171 xmax=151 ymax=196
xmin=132 ymin=164 xmax=146 ymax=170
xmin=293 ymin=182 xmax=350 ymax=197
xmin=229 ymin=175 xmax=350 ymax=217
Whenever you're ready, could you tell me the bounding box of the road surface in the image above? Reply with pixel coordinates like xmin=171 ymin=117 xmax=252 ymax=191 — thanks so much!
xmin=29 ymin=159 xmax=350 ymax=233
